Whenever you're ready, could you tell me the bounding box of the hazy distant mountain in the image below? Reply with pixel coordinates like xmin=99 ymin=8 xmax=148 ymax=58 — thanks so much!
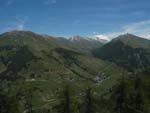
xmin=69 ymin=35 xmax=104 ymax=54
xmin=69 ymin=35 xmax=109 ymax=43
xmin=94 ymin=35 xmax=110 ymax=43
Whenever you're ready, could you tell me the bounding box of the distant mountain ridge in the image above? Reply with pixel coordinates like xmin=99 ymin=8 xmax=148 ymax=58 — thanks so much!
xmin=112 ymin=33 xmax=150 ymax=48
xmin=93 ymin=33 xmax=150 ymax=72
xmin=0 ymin=31 xmax=150 ymax=113
xmin=0 ymin=30 xmax=124 ymax=82
xmin=0 ymin=31 xmax=105 ymax=55
xmin=69 ymin=35 xmax=109 ymax=43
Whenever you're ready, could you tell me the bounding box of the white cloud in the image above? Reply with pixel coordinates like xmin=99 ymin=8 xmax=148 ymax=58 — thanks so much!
xmin=5 ymin=22 xmax=24 ymax=31
xmin=96 ymin=20 xmax=150 ymax=40
xmin=13 ymin=15 xmax=29 ymax=31
xmin=16 ymin=23 xmax=24 ymax=30
xmin=103 ymin=31 xmax=126 ymax=39
xmin=4 ymin=16 xmax=28 ymax=32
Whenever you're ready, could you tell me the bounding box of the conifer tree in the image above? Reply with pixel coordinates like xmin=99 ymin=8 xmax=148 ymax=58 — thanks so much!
xmin=84 ymin=87 xmax=94 ymax=113
xmin=114 ymin=79 xmax=127 ymax=113
xmin=0 ymin=89 xmax=19 ymax=113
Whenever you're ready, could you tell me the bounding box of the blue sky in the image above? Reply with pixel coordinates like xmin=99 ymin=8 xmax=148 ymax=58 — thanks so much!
xmin=0 ymin=0 xmax=150 ymax=39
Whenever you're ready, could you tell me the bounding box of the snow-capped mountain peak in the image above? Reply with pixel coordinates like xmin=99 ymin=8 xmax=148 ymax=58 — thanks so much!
xmin=69 ymin=35 xmax=109 ymax=43
xmin=94 ymin=35 xmax=110 ymax=43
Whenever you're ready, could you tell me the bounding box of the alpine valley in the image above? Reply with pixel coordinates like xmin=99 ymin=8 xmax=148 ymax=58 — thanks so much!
xmin=0 ymin=31 xmax=149 ymax=113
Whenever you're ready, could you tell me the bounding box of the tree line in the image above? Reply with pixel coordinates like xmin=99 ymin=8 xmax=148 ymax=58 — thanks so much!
xmin=0 ymin=77 xmax=148 ymax=113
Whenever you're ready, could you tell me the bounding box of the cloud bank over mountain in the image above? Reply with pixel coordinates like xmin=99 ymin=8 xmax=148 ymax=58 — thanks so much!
xmin=97 ymin=20 xmax=150 ymax=40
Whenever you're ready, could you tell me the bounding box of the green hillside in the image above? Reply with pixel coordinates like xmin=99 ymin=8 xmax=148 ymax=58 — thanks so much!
xmin=92 ymin=34 xmax=150 ymax=113
xmin=0 ymin=31 xmax=127 ymax=113
xmin=93 ymin=34 xmax=150 ymax=73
